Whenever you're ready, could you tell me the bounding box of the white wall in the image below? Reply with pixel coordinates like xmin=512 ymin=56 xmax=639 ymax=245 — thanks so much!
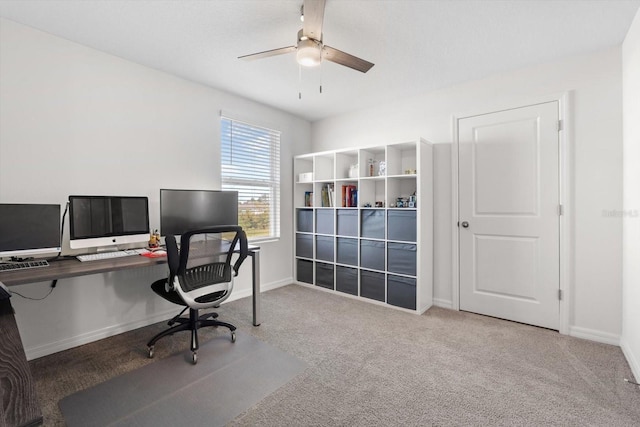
xmin=622 ymin=9 xmax=640 ymax=380
xmin=0 ymin=18 xmax=311 ymax=359
xmin=311 ymin=49 xmax=624 ymax=343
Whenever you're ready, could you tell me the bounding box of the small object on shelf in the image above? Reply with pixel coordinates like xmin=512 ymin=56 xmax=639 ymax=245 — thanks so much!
xmin=378 ymin=161 xmax=386 ymax=176
xmin=364 ymin=203 xmax=372 ymax=207
xmin=348 ymin=164 xmax=358 ymax=178
xmin=304 ymin=191 xmax=313 ymax=207
xmin=375 ymin=201 xmax=384 ymax=208
xmin=298 ymin=172 xmax=313 ymax=183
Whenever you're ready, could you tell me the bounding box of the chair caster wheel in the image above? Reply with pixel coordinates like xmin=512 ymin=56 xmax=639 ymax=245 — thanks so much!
xmin=148 ymin=346 xmax=155 ymax=359
xmin=192 ymin=352 xmax=198 ymax=364
xmin=231 ymin=331 xmax=236 ymax=343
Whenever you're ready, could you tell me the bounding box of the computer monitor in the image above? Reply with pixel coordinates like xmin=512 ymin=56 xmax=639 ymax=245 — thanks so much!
xmin=0 ymin=204 xmax=61 ymax=258
xmin=68 ymin=196 xmax=150 ymax=250
xmin=160 ymin=189 xmax=238 ymax=236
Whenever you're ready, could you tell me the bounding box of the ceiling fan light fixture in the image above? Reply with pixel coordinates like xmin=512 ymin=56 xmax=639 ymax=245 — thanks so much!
xmin=296 ymin=39 xmax=321 ymax=67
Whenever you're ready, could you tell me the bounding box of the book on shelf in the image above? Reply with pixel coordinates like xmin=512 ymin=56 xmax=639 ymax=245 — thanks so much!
xmin=341 ymin=184 xmax=357 ymax=207
xmin=321 ymin=183 xmax=334 ymax=207
xmin=304 ymin=191 xmax=313 ymax=207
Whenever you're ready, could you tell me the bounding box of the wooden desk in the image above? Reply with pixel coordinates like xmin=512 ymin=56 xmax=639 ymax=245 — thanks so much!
xmin=0 ymin=244 xmax=261 ymax=326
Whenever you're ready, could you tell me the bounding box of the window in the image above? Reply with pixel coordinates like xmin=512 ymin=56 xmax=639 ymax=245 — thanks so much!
xmin=221 ymin=116 xmax=280 ymax=241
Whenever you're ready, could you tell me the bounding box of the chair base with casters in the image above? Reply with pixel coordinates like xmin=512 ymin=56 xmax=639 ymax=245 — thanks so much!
xmin=147 ymin=278 xmax=237 ymax=364
xmin=146 ymin=226 xmax=248 ymax=364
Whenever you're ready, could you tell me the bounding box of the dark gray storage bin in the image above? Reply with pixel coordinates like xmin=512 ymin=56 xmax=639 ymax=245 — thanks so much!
xmin=336 ymin=237 xmax=358 ymax=266
xmin=361 ymin=209 xmax=385 ymax=239
xmin=296 ymin=233 xmax=313 ymax=259
xmin=387 ymin=210 xmax=417 ymax=242
xmin=315 ymin=262 xmax=334 ymax=290
xmin=337 ymin=209 xmax=358 ymax=236
xmin=360 ymin=270 xmax=385 ymax=302
xmin=316 ymin=209 xmax=334 ymax=234
xmin=297 ymin=209 xmax=313 ymax=233
xmin=297 ymin=259 xmax=313 ymax=284
xmin=316 ymin=235 xmax=334 ymax=262
xmin=336 ymin=266 xmax=358 ymax=296
xmin=387 ymin=275 xmax=416 ymax=310
xmin=387 ymin=242 xmax=416 ymax=276
xmin=360 ymin=239 xmax=385 ymax=271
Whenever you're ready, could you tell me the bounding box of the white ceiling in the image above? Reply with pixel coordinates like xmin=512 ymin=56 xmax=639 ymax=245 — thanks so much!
xmin=1 ymin=0 xmax=638 ymax=122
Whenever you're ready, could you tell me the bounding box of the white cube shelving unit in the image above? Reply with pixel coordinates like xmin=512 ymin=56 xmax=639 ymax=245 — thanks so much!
xmin=293 ymin=139 xmax=433 ymax=313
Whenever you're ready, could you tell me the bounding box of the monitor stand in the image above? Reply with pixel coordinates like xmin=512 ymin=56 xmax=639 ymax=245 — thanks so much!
xmin=96 ymin=245 xmax=120 ymax=254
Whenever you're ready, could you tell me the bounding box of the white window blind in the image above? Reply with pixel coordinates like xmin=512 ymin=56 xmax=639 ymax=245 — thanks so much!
xmin=221 ymin=116 xmax=280 ymax=241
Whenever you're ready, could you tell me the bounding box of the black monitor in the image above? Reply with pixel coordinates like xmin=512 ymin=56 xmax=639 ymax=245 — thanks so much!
xmin=160 ymin=189 xmax=238 ymax=236
xmin=68 ymin=196 xmax=150 ymax=250
xmin=0 ymin=204 xmax=61 ymax=258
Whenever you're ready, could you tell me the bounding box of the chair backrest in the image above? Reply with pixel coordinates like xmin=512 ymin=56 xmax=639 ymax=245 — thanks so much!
xmin=164 ymin=226 xmax=248 ymax=308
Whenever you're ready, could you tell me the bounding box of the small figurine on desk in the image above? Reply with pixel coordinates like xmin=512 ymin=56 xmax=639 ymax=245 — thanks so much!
xmin=149 ymin=229 xmax=161 ymax=249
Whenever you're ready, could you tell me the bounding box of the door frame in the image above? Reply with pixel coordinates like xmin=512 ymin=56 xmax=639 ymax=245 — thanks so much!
xmin=450 ymin=92 xmax=572 ymax=334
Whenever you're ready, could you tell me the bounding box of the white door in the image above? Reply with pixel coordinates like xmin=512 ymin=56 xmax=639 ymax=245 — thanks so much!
xmin=458 ymin=102 xmax=560 ymax=330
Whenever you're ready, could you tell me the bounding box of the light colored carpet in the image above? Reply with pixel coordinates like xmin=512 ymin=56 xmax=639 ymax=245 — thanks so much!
xmin=30 ymin=284 xmax=640 ymax=426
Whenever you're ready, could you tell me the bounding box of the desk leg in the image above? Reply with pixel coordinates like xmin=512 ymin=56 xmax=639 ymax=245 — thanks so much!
xmin=251 ymin=249 xmax=261 ymax=326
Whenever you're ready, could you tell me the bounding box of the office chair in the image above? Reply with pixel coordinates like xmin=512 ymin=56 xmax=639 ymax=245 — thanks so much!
xmin=147 ymin=226 xmax=248 ymax=364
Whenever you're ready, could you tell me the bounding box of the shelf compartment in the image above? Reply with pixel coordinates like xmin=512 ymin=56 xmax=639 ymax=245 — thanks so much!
xmin=336 ymin=150 xmax=359 ymax=180
xmin=358 ymin=179 xmax=385 ymax=208
xmin=387 ymin=210 xmax=417 ymax=242
xmin=386 ymin=142 xmax=417 ymax=176
xmin=313 ymin=154 xmax=334 ymax=181
xmin=360 ymin=270 xmax=385 ymax=302
xmin=315 ymin=209 xmax=334 ymax=234
xmin=361 ymin=209 xmax=385 ymax=239
xmin=296 ymin=208 xmax=314 ymax=233
xmin=337 ymin=209 xmax=358 ymax=236
xmin=336 ymin=265 xmax=358 ymax=296
xmin=315 ymin=262 xmax=334 ymax=290
xmin=387 ymin=274 xmax=416 ymax=310
xmin=336 ymin=237 xmax=358 ymax=266
xmin=297 ymin=259 xmax=313 ymax=284
xmin=316 ymin=235 xmax=334 ymax=262
xmin=360 ymin=239 xmax=385 ymax=271
xmin=296 ymin=233 xmax=314 ymax=259
xmin=387 ymin=242 xmax=416 ymax=276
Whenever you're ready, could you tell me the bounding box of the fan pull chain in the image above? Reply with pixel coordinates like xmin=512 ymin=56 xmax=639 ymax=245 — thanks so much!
xmin=319 ymin=61 xmax=323 ymax=94
xmin=298 ymin=65 xmax=302 ymax=99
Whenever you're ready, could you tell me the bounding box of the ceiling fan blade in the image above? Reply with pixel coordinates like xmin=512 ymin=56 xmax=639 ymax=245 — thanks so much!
xmin=302 ymin=0 xmax=326 ymax=40
xmin=322 ymin=46 xmax=374 ymax=73
xmin=238 ymin=46 xmax=296 ymax=61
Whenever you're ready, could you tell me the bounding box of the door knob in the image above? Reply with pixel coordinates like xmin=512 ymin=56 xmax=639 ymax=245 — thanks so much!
xmin=461 ymin=221 xmax=469 ymax=228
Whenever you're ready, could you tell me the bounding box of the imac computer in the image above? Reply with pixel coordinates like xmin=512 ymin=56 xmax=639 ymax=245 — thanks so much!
xmin=68 ymin=196 xmax=150 ymax=250
xmin=160 ymin=189 xmax=238 ymax=236
xmin=0 ymin=204 xmax=61 ymax=259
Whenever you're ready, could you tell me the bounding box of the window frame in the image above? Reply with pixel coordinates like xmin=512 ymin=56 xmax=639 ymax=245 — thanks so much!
xmin=220 ymin=115 xmax=281 ymax=243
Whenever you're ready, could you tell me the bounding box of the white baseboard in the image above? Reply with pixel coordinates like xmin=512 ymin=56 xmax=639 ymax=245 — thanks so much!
xmin=26 ymin=308 xmax=178 ymax=360
xmin=25 ymin=277 xmax=294 ymax=361
xmin=433 ymin=298 xmax=453 ymax=309
xmin=568 ymin=326 xmax=620 ymax=346
xmin=620 ymin=338 xmax=640 ymax=382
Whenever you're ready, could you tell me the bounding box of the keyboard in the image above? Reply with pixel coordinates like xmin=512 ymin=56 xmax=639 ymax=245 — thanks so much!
xmin=76 ymin=251 xmax=138 ymax=262
xmin=0 ymin=260 xmax=50 ymax=271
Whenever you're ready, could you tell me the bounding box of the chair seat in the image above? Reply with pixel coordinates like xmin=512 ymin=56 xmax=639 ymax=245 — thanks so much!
xmin=151 ymin=278 xmax=228 ymax=305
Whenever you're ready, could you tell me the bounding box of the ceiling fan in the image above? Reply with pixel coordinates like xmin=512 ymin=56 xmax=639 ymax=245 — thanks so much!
xmin=238 ymin=0 xmax=374 ymax=73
